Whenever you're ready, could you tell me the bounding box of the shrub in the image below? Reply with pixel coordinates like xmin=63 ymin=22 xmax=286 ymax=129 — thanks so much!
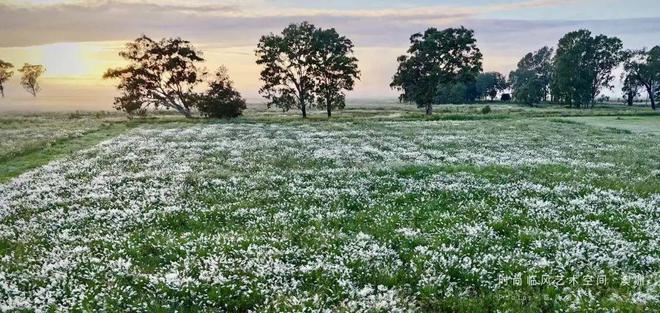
xmin=196 ymin=67 xmax=246 ymax=118
xmin=500 ymin=93 xmax=512 ymax=102
xmin=481 ymin=105 xmax=492 ymax=114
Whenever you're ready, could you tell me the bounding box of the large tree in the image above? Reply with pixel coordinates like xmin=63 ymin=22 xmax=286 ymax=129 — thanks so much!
xmin=476 ymin=72 xmax=507 ymax=101
xmin=391 ymin=27 xmax=483 ymax=115
xmin=103 ymin=36 xmax=205 ymax=117
xmin=623 ymin=46 xmax=660 ymax=110
xmin=18 ymin=63 xmax=45 ymax=97
xmin=551 ymin=30 xmax=623 ymax=108
xmin=312 ymin=28 xmax=360 ymax=117
xmin=509 ymin=46 xmax=553 ymax=105
xmin=0 ymin=60 xmax=14 ymax=98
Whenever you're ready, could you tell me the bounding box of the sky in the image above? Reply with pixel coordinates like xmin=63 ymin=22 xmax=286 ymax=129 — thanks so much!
xmin=0 ymin=0 xmax=659 ymax=111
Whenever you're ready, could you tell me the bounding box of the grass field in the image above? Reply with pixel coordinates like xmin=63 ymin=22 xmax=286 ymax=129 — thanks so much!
xmin=0 ymin=104 xmax=659 ymax=312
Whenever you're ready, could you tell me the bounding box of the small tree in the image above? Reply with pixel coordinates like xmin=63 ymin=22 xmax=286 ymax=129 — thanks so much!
xmin=18 ymin=63 xmax=45 ymax=97
xmin=623 ymin=46 xmax=660 ymax=110
xmin=312 ymin=28 xmax=360 ymax=117
xmin=195 ymin=67 xmax=247 ymax=118
xmin=0 ymin=60 xmax=14 ymax=98
xmin=391 ymin=27 xmax=483 ymax=115
xmin=476 ymin=72 xmax=507 ymax=101
xmin=256 ymin=22 xmax=317 ymax=118
xmin=103 ymin=36 xmax=205 ymax=117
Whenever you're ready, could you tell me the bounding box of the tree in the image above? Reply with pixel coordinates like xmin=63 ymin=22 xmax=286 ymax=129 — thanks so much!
xmin=18 ymin=63 xmax=45 ymax=97
xmin=621 ymin=73 xmax=642 ymax=106
xmin=509 ymin=46 xmax=553 ymax=105
xmin=256 ymin=22 xmax=316 ymax=118
xmin=476 ymin=72 xmax=507 ymax=101
xmin=312 ymin=28 xmax=360 ymax=117
xmin=391 ymin=27 xmax=483 ymax=115
xmin=623 ymin=46 xmax=660 ymax=110
xmin=510 ymin=47 xmax=553 ymax=104
xmin=195 ymin=67 xmax=247 ymax=118
xmin=0 ymin=60 xmax=14 ymax=98
xmin=103 ymin=36 xmax=205 ymax=117
xmin=551 ymin=30 xmax=623 ymax=108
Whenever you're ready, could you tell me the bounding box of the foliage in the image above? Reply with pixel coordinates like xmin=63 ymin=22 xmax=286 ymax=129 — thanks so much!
xmin=435 ymin=82 xmax=471 ymax=104
xmin=0 ymin=59 xmax=14 ymax=98
xmin=195 ymin=67 xmax=247 ymax=118
xmin=256 ymin=22 xmax=359 ymax=118
xmin=481 ymin=105 xmax=491 ymax=114
xmin=623 ymin=46 xmax=660 ymax=110
xmin=509 ymin=47 xmax=553 ymax=105
xmin=476 ymin=72 xmax=507 ymax=101
xmin=500 ymin=93 xmax=512 ymax=102
xmin=391 ymin=27 xmax=483 ymax=115
xmin=18 ymin=63 xmax=45 ymax=97
xmin=103 ymin=36 xmax=205 ymax=117
xmin=312 ymin=28 xmax=360 ymax=117
xmin=551 ymin=30 xmax=623 ymax=108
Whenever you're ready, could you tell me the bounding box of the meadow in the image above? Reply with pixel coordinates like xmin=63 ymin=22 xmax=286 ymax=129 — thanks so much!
xmin=0 ymin=104 xmax=659 ymax=312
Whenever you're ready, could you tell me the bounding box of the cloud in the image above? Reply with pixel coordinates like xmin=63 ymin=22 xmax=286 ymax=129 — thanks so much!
xmin=0 ymin=0 xmax=591 ymax=47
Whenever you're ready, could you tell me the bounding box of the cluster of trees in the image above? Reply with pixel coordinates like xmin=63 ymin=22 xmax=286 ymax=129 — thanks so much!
xmin=102 ymin=36 xmax=245 ymax=118
xmin=389 ymin=28 xmax=509 ymax=114
xmin=0 ymin=61 xmax=46 ymax=98
xmin=104 ymin=22 xmax=359 ymax=118
xmin=256 ymin=22 xmax=360 ymax=118
xmin=391 ymin=27 xmax=659 ymax=113
xmin=509 ymin=30 xmax=659 ymax=110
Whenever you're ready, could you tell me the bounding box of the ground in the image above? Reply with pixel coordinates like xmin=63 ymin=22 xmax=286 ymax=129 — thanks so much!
xmin=0 ymin=104 xmax=659 ymax=312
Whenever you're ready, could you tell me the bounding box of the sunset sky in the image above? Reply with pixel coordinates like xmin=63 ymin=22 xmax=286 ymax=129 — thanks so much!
xmin=1 ymin=0 xmax=659 ymax=111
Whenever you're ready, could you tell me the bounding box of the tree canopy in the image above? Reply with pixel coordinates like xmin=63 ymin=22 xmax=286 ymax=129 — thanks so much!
xmin=256 ymin=22 xmax=359 ymax=118
xmin=551 ymin=30 xmax=623 ymax=108
xmin=18 ymin=63 xmax=45 ymax=97
xmin=391 ymin=27 xmax=483 ymax=115
xmin=623 ymin=46 xmax=660 ymax=110
xmin=312 ymin=28 xmax=360 ymax=117
xmin=0 ymin=60 xmax=14 ymax=98
xmin=103 ymin=36 xmax=205 ymax=117
xmin=509 ymin=47 xmax=553 ymax=105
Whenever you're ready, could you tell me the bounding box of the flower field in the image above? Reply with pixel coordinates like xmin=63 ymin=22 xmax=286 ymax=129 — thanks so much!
xmin=1 ymin=118 xmax=659 ymax=312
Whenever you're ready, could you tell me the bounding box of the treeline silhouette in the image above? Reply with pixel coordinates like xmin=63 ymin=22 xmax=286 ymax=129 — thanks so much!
xmin=2 ymin=21 xmax=658 ymax=116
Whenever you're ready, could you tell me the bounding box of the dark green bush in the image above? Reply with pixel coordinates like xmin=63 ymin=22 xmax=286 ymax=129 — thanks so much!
xmin=196 ymin=67 xmax=246 ymax=118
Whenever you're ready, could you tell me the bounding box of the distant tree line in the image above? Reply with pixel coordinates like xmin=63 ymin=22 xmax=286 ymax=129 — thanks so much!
xmin=0 ymin=61 xmax=46 ymax=97
xmin=6 ymin=21 xmax=657 ymax=117
xmin=392 ymin=27 xmax=658 ymax=113
xmin=102 ymin=22 xmax=359 ymax=118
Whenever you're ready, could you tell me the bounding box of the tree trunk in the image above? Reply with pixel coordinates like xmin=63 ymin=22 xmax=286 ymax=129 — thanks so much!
xmin=301 ymin=104 xmax=307 ymax=118
xmin=627 ymin=92 xmax=634 ymax=106
xmin=425 ymin=103 xmax=433 ymax=115
xmin=647 ymin=86 xmax=656 ymax=110
xmin=327 ymin=106 xmax=331 ymax=118
xmin=0 ymin=86 xmax=4 ymax=98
